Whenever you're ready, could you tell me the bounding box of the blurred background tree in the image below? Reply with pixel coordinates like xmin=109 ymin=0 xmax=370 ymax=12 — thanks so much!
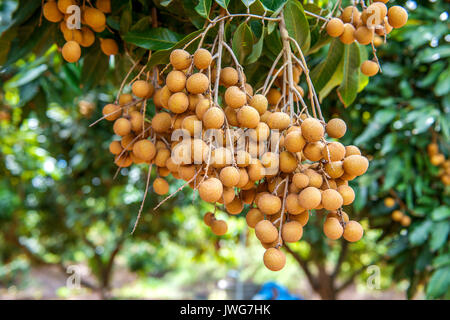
xmin=0 ymin=0 xmax=448 ymax=299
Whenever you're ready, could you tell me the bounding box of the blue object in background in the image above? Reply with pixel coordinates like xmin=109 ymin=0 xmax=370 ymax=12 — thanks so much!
xmin=252 ymin=281 xmax=303 ymax=300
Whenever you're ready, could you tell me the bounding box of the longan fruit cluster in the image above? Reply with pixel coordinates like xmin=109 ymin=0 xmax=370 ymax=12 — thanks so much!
xmin=427 ymin=142 xmax=450 ymax=186
xmin=102 ymin=46 xmax=369 ymax=272
xmin=42 ymin=0 xmax=117 ymax=63
xmin=325 ymin=2 xmax=408 ymax=78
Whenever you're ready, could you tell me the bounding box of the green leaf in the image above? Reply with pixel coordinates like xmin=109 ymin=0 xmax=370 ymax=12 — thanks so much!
xmin=120 ymin=6 xmax=133 ymax=35
xmin=242 ymin=0 xmax=256 ymax=8
xmin=337 ymin=43 xmax=361 ymax=107
xmin=232 ymin=22 xmax=254 ymax=64
xmin=426 ymin=266 xmax=450 ymax=299
xmin=283 ymin=0 xmax=310 ymax=53
xmin=260 ymin=0 xmax=286 ymax=12
xmin=124 ymin=28 xmax=182 ymax=50
xmin=311 ymin=39 xmax=344 ymax=92
xmin=434 ymin=65 xmax=450 ymax=96
xmin=195 ymin=0 xmax=212 ymax=19
xmin=354 ymin=109 xmax=397 ymax=145
xmin=215 ymin=0 xmax=230 ymax=10
xmin=81 ymin=45 xmax=110 ymax=90
xmin=430 ymin=221 xmax=449 ymax=252
xmin=432 ymin=206 xmax=450 ymax=221
xmin=409 ymin=220 xmax=433 ymax=246
xmin=246 ymin=25 xmax=265 ymax=64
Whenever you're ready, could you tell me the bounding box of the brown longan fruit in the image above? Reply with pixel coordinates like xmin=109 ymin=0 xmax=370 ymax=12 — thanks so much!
xmin=298 ymin=187 xmax=322 ymax=210
xmin=170 ymin=49 xmax=191 ymax=70
xmin=246 ymin=208 xmax=264 ymax=228
xmin=326 ymin=118 xmax=347 ymax=138
xmin=263 ymin=248 xmax=286 ymax=271
xmin=203 ymin=212 xmax=215 ymax=226
xmin=220 ymin=67 xmax=239 ymax=87
xmin=327 ymin=211 xmax=350 ymax=223
xmin=195 ymin=98 xmax=210 ymax=120
xmin=361 ymin=60 xmax=379 ymax=77
xmin=400 ymin=215 xmax=411 ymax=227
xmin=211 ymin=147 xmax=232 ymax=169
xmin=235 ymin=167 xmax=249 ymax=188
xmin=267 ymin=88 xmax=282 ymax=105
xmin=80 ymin=27 xmax=95 ymax=47
xmin=282 ymin=221 xmax=303 ymax=243
xmin=220 ymin=187 xmax=236 ymax=205
xmin=114 ymin=154 xmax=132 ymax=168
xmin=178 ymin=165 xmax=196 ymax=181
xmin=211 ymin=220 xmax=228 ymax=235
xmin=427 ymin=143 xmax=439 ymax=156
xmin=96 ymin=0 xmax=111 ymax=13
xmin=337 ymin=185 xmax=355 ymax=205
xmin=225 ymin=86 xmax=247 ymax=109
xmin=100 ymin=38 xmax=119 ymax=55
xmin=132 ymin=140 xmax=156 ymax=161
xmin=250 ymin=122 xmax=270 ymax=141
xmin=280 ymin=151 xmax=297 ymax=173
xmin=202 ymin=107 xmax=224 ymax=129
xmin=109 ymin=140 xmax=123 ymax=155
xmin=322 ymin=142 xmax=346 ymax=161
xmin=113 ymin=118 xmax=131 ymax=136
xmin=193 ymin=48 xmax=212 ymax=70
xmin=384 ymin=197 xmax=396 ymax=208
xmin=255 ymin=220 xmax=278 ymax=243
xmin=153 ymin=86 xmax=170 ymax=108
xmin=241 ymin=188 xmax=256 ymax=204
xmin=267 ymin=112 xmax=290 ymax=130
xmin=236 ymin=151 xmax=251 ymax=168
xmin=388 ymin=6 xmax=408 ymax=29
xmin=186 ymin=73 xmax=209 ymax=94
xmin=250 ymin=94 xmax=268 ymax=115
xmin=132 ymin=80 xmax=152 ymax=98
xmin=257 ymin=193 xmax=281 ymax=215
xmin=154 ymin=148 xmax=171 ymax=167
xmin=199 ymin=177 xmax=223 ymax=203
xmin=84 ymin=7 xmax=106 ymax=28
xmin=340 ymin=23 xmax=356 ymax=44
xmin=151 ymin=112 xmax=172 ymax=133
xmin=343 ymin=220 xmax=364 ymax=242
xmin=303 ymin=142 xmax=325 ymax=162
xmin=301 ymin=118 xmax=324 ymax=142
xmin=392 ymin=210 xmax=403 ymax=222
xmin=430 ymin=154 xmax=445 ymax=166
xmin=237 ymin=105 xmax=260 ymax=129
xmin=220 ymin=166 xmax=240 ymax=187
xmin=119 ymin=94 xmax=133 ymax=106
xmin=341 ymin=6 xmax=361 ymax=24
xmin=58 ymin=0 xmax=76 ymax=13
xmin=224 ymin=107 xmax=238 ymax=126
xmin=62 ymin=41 xmax=81 ymax=63
xmin=345 ymin=145 xmax=361 ymax=157
xmin=343 ymin=155 xmax=369 ymax=176
xmin=44 ymin=1 xmax=64 ymax=22
xmin=286 ymin=193 xmax=305 ymax=215
xmin=293 ymin=173 xmax=310 ymax=189
xmin=285 ymin=131 xmax=306 ymax=153
xmin=324 ymin=161 xmax=344 ymax=179
xmin=248 ymin=160 xmax=266 ymax=181
xmin=323 ymin=217 xmax=343 ymax=240
xmin=153 ymin=177 xmax=169 ymax=195
xmin=290 ymin=211 xmax=309 ymax=227
xmin=321 ymin=189 xmax=344 ymax=211
xmin=326 ymin=18 xmax=345 ymax=37
xmin=102 ymin=104 xmax=121 ymax=121
xmin=354 ymin=26 xmax=374 ymax=45
xmin=168 ymin=92 xmax=189 ymax=114
xmin=225 ymin=197 xmax=244 ymax=215
xmin=166 ymin=70 xmax=187 ymax=93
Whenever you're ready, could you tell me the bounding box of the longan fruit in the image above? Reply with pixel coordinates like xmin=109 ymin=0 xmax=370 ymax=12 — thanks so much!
xmin=96 ymin=0 xmax=111 ymax=13
xmin=354 ymin=26 xmax=374 ymax=45
xmin=303 ymin=142 xmax=325 ymax=162
xmin=199 ymin=177 xmax=223 ymax=203
xmin=220 ymin=67 xmax=239 ymax=87
xmin=301 ymin=118 xmax=324 ymax=142
xmin=237 ymin=105 xmax=260 ymax=129
xmin=430 ymin=154 xmax=445 ymax=166
xmin=168 ymin=92 xmax=189 ymax=114
xmin=267 ymin=112 xmax=290 ymax=130
xmin=119 ymin=94 xmax=133 ymax=106
xmin=225 ymin=197 xmax=244 ymax=215
xmin=282 ymin=221 xmax=303 ymax=243
xmin=84 ymin=7 xmax=106 ymax=29
xmin=109 ymin=140 xmax=123 ymax=155
xmin=250 ymin=94 xmax=268 ymax=115
xmin=236 ymin=150 xmax=251 ymax=168
xmin=261 ymin=152 xmax=279 ymax=171
xmin=327 ymin=211 xmax=350 ymax=223
xmin=132 ymin=80 xmax=152 ymax=98
xmin=361 ymin=60 xmax=379 ymax=77
xmin=326 ymin=118 xmax=347 ymax=138
xmin=343 ymin=220 xmax=364 ymax=242
xmin=290 ymin=211 xmax=309 ymax=227
xmin=177 ymin=165 xmax=195 ymax=181
xmin=343 ymin=155 xmax=369 ymax=176
xmin=280 ymin=151 xmax=297 ymax=173
xmin=345 ymin=145 xmax=361 ymax=157
xmin=384 ymin=197 xmax=396 ymax=208
xmin=113 ymin=118 xmax=131 ymax=136
xmin=128 ymin=111 xmax=143 ymax=132
xmin=181 ymin=115 xmax=201 ymax=136
xmin=326 ymin=18 xmax=345 ymax=37
xmin=263 ymin=248 xmax=286 ymax=271
xmin=298 ymin=187 xmax=322 ymax=210
xmin=151 ymin=112 xmax=172 ymax=133
xmin=62 ymin=41 xmax=81 ymax=63
xmin=388 ymin=6 xmax=408 ymax=29
xmin=211 ymin=147 xmax=232 ymax=169
xmin=286 ymin=193 xmax=305 ymax=215
xmin=250 ymin=122 xmax=270 ymax=142
xmin=341 ymin=6 xmax=361 ymax=24
xmin=115 ymin=154 xmax=132 ymax=168
xmin=193 ymin=48 xmax=212 ymax=70
xmin=220 ymin=166 xmax=240 ymax=187
xmin=323 ymin=218 xmax=343 ymax=240
xmin=220 ymin=187 xmax=236 ymax=205
xmin=188 ymin=94 xmax=202 ymax=111
xmin=340 ymin=23 xmax=356 ymax=44
xmin=257 ymin=193 xmax=281 ymax=215
xmin=337 ymin=185 xmax=355 ymax=205
xmin=400 ymin=215 xmax=411 ymax=227
xmin=285 ymin=131 xmax=306 ymax=153
xmin=246 ymin=208 xmax=264 ymax=228
xmin=224 ymin=106 xmax=238 ymax=126
xmin=211 ymin=220 xmax=228 ymax=235
xmin=80 ymin=27 xmax=95 ymax=47
xmin=165 ymin=70 xmax=186 ymax=93
xmin=58 ymin=0 xmax=76 ymax=13
xmin=324 ymin=161 xmax=344 ymax=179
xmin=102 ymin=104 xmax=121 ymax=121
xmin=392 ymin=210 xmax=403 ymax=222
xmin=44 ymin=1 xmax=64 ymax=22
xmin=248 ymin=160 xmax=266 ymax=181
xmin=186 ymin=73 xmax=209 ymax=94
xmin=293 ymin=173 xmax=310 ymax=189
xmin=322 ymin=142 xmax=346 ymax=161
xmin=153 ymin=86 xmax=171 ymax=108
xmin=202 ymin=106 xmax=224 ymax=129
xmin=153 ymin=177 xmax=169 ymax=195
xmin=224 ymin=86 xmax=247 ymax=109
xmin=376 ymin=17 xmax=393 ymax=36
xmin=427 ymin=143 xmax=439 ymax=156
xmin=321 ymin=189 xmax=344 ymax=211
xmin=241 ymin=188 xmax=256 ymax=204
xmin=235 ymin=167 xmax=249 ymax=188
xmin=255 ymin=220 xmax=278 ymax=243
xmin=154 ymin=148 xmax=171 ymax=167
xmin=100 ymin=38 xmax=119 ymax=56
xmin=203 ymin=212 xmax=215 ymax=226
xmin=170 ymin=49 xmax=192 ymax=70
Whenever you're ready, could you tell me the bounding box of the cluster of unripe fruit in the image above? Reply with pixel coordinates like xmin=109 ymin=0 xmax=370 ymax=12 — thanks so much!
xmin=42 ymin=0 xmax=118 ymax=63
xmin=384 ymin=197 xmax=411 ymax=227
xmin=325 ymin=1 xmax=408 ymax=78
xmin=101 ymin=46 xmax=369 ymax=272
xmin=427 ymin=142 xmax=450 ymax=186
